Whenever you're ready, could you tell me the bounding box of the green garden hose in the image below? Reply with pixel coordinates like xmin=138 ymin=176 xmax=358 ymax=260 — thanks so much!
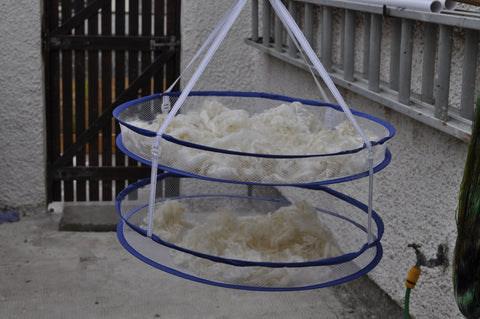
xmin=405 ymin=266 xmax=421 ymax=319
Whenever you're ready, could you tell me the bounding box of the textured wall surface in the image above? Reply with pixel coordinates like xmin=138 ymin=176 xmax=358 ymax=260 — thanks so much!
xmin=0 ymin=0 xmax=46 ymax=214
xmin=181 ymin=1 xmax=468 ymax=317
xmin=180 ymin=1 xmax=260 ymax=92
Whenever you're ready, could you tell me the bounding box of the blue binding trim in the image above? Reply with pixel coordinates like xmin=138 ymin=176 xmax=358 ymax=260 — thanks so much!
xmin=116 ymin=219 xmax=383 ymax=291
xmin=115 ymin=173 xmax=384 ymax=269
xmin=116 ymin=134 xmax=392 ymax=186
xmin=113 ymin=91 xmax=396 ymax=155
xmin=112 ymin=93 xmax=161 ymax=118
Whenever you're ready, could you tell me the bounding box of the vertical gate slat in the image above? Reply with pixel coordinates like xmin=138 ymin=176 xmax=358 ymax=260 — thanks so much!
xmin=141 ymin=0 xmax=153 ymax=174
xmin=154 ymin=0 xmax=165 ymax=92
xmin=115 ymin=0 xmax=126 ymax=197
xmin=128 ymin=0 xmax=140 ymax=196
xmin=46 ymin=0 xmax=62 ymax=202
xmin=166 ymin=0 xmax=180 ymax=90
xmin=74 ymin=0 xmax=87 ymax=201
xmin=142 ymin=0 xmax=152 ymax=96
xmin=88 ymin=0 xmax=100 ymax=201
xmin=129 ymin=0 xmax=139 ymax=86
xmin=62 ymin=0 xmax=74 ymax=201
xmin=153 ymin=0 xmax=166 ymax=197
xmin=165 ymin=0 xmax=181 ymax=197
xmin=101 ymin=1 xmax=113 ymax=201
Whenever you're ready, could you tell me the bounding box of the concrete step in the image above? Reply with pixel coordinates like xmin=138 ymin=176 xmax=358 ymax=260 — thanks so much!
xmin=59 ymin=204 xmax=119 ymax=232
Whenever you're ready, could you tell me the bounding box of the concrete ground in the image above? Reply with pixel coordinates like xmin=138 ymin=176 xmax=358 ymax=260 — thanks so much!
xmin=0 ymin=207 xmax=405 ymax=319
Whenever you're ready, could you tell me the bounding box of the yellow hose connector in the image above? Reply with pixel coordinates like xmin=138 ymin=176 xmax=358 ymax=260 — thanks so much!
xmin=405 ymin=266 xmax=422 ymax=289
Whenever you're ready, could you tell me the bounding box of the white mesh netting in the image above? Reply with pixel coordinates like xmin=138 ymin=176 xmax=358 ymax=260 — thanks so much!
xmin=116 ymin=174 xmax=383 ymax=290
xmin=114 ymin=0 xmax=394 ymax=290
xmin=115 ymin=92 xmax=393 ymax=185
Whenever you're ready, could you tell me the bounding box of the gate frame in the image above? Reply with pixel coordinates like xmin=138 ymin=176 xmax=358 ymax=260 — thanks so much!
xmin=43 ymin=0 xmax=181 ymax=202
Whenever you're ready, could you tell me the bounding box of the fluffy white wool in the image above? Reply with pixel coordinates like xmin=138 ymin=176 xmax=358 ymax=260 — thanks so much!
xmin=149 ymin=199 xmax=194 ymax=243
xmin=147 ymin=199 xmax=338 ymax=287
xmin=124 ymin=99 xmax=384 ymax=183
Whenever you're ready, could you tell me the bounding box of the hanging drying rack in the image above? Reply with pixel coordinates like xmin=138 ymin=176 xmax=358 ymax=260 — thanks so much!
xmin=113 ymin=0 xmax=395 ymax=291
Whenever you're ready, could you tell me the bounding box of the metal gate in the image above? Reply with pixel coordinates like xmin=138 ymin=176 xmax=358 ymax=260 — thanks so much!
xmin=43 ymin=0 xmax=180 ymax=202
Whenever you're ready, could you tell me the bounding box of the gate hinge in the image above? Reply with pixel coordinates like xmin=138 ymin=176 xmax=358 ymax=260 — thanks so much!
xmin=42 ymin=32 xmax=50 ymax=52
xmin=150 ymin=36 xmax=178 ymax=51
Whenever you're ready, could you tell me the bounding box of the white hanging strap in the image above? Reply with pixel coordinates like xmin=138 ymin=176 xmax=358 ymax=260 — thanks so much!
xmin=164 ymin=2 xmax=240 ymax=94
xmin=155 ymin=0 xmax=247 ymax=145
xmin=269 ymin=0 xmax=372 ymax=152
xmin=146 ymin=0 xmax=248 ymax=238
xmin=269 ymin=5 xmax=333 ymax=125
xmin=161 ymin=1 xmax=242 ymax=111
xmin=269 ymin=0 xmax=375 ymax=244
xmin=273 ymin=11 xmax=330 ymax=104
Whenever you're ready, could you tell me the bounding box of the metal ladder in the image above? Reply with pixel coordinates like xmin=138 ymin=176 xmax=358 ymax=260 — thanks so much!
xmin=247 ymin=0 xmax=480 ymax=141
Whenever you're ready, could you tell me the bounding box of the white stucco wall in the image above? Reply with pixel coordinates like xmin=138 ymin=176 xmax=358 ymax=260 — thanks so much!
xmin=0 ymin=0 xmax=469 ymax=314
xmin=0 ymin=0 xmax=46 ymax=214
xmin=181 ymin=1 xmax=468 ymax=317
xmin=180 ymin=1 xmax=262 ymax=92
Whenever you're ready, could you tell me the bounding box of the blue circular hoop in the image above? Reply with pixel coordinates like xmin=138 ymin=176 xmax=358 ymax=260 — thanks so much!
xmin=116 ymin=173 xmax=384 ymax=291
xmin=114 ymin=91 xmax=394 ymax=186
